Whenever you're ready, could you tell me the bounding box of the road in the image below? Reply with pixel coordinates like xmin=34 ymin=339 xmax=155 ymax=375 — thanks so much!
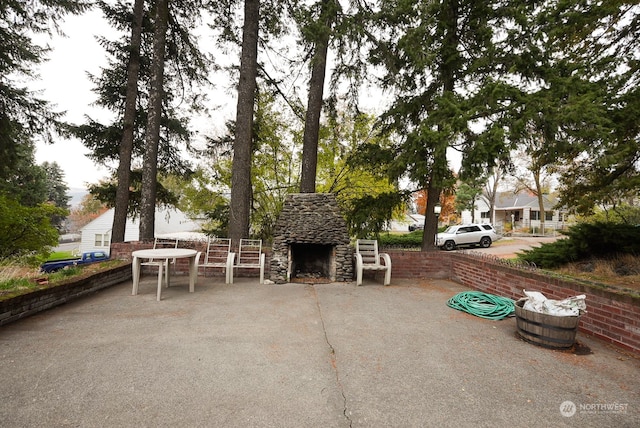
xmin=53 ymin=241 xmax=80 ymax=253
xmin=480 ymin=235 xmax=559 ymax=258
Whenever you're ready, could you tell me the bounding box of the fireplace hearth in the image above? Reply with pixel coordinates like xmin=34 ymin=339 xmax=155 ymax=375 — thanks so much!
xmin=270 ymin=193 xmax=353 ymax=283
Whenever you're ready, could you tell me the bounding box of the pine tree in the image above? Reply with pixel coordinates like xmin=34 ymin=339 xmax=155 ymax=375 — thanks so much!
xmin=112 ymin=0 xmax=144 ymax=244
xmin=367 ymin=0 xmax=522 ymax=250
xmin=69 ymin=0 xmax=212 ymax=237
xmin=229 ymin=0 xmax=260 ymax=242
xmin=0 ymin=0 xmax=87 ymax=197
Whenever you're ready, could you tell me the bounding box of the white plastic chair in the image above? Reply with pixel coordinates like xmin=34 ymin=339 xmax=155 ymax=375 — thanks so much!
xmin=231 ymin=239 xmax=265 ymax=284
xmin=354 ymin=239 xmax=392 ymax=286
xmin=199 ymin=237 xmax=235 ymax=284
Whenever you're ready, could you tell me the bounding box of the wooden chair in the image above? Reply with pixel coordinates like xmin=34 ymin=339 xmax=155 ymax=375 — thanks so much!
xmin=231 ymin=239 xmax=265 ymax=284
xmin=199 ymin=237 xmax=235 ymax=284
xmin=140 ymin=237 xmax=178 ymax=287
xmin=354 ymin=239 xmax=392 ymax=286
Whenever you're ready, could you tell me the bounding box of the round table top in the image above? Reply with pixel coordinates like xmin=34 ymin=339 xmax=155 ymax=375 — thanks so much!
xmin=132 ymin=248 xmax=197 ymax=258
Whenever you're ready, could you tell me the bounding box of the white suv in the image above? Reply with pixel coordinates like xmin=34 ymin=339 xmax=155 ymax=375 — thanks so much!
xmin=436 ymin=224 xmax=501 ymax=251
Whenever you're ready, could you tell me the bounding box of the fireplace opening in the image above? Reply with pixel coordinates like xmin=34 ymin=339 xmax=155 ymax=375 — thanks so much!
xmin=289 ymin=243 xmax=335 ymax=283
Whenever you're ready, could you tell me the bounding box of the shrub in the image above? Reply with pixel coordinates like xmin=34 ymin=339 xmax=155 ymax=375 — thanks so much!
xmin=518 ymin=238 xmax=581 ymax=268
xmin=518 ymin=221 xmax=640 ymax=268
xmin=0 ymin=194 xmax=63 ymax=258
xmin=379 ymin=231 xmax=423 ymax=248
xmin=377 ymin=227 xmax=448 ymax=248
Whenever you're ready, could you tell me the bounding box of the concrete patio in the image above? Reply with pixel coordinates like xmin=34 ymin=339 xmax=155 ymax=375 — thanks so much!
xmin=1 ymin=276 xmax=638 ymax=427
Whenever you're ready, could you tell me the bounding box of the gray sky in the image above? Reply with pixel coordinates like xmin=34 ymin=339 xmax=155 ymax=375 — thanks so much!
xmin=33 ymin=10 xmax=112 ymax=189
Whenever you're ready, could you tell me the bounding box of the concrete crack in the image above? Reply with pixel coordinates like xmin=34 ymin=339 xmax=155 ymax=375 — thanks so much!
xmin=310 ymin=285 xmax=352 ymax=427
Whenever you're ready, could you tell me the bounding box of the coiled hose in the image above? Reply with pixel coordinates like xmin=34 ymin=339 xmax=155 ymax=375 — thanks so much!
xmin=447 ymin=291 xmax=515 ymax=320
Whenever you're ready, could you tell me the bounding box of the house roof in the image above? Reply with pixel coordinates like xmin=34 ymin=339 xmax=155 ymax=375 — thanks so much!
xmin=494 ymin=192 xmax=556 ymax=210
xmin=80 ymin=207 xmax=202 ymax=234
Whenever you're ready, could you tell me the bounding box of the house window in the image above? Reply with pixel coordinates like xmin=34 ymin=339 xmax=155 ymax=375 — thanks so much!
xmin=531 ymin=211 xmax=540 ymax=221
xmin=480 ymin=211 xmax=490 ymax=219
xmin=94 ymin=233 xmax=110 ymax=247
xmin=545 ymin=212 xmax=553 ymax=221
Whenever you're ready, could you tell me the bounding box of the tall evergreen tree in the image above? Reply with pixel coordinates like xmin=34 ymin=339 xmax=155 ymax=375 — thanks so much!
xmin=70 ymin=0 xmax=211 ymax=236
xmin=41 ymin=161 xmax=71 ymax=231
xmin=139 ymin=0 xmax=169 ymax=240
xmin=367 ymin=0 xmax=519 ymax=250
xmin=0 ymin=0 xmax=87 ymax=197
xmin=299 ymin=0 xmax=341 ymax=193
xmin=112 ymin=0 xmax=145 ymax=243
xmin=540 ymin=1 xmax=640 ymax=213
xmin=229 ymin=0 xmax=260 ymax=242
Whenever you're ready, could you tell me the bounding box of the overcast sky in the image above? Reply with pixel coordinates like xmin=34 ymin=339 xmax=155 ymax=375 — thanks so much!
xmin=32 ymin=10 xmax=113 ymax=190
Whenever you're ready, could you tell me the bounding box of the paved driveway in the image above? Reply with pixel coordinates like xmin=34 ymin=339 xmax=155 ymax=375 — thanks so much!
xmin=474 ymin=236 xmax=560 ymax=258
xmin=1 ymin=277 xmax=638 ymax=427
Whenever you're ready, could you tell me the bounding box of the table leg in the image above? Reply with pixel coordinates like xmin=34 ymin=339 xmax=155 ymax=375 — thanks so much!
xmin=156 ymin=263 xmax=163 ymax=301
xmin=189 ymin=256 xmax=197 ymax=292
xmin=132 ymin=257 xmax=141 ymax=295
xmin=166 ymin=261 xmax=171 ymax=288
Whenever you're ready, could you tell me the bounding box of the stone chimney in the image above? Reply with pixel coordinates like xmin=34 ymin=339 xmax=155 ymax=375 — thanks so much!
xmin=270 ymin=193 xmax=353 ymax=283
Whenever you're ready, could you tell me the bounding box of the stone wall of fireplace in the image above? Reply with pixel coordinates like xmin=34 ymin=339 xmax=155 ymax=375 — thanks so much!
xmin=270 ymin=193 xmax=353 ymax=283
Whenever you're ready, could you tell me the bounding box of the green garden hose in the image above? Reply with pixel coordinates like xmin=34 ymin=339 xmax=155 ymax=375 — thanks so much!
xmin=447 ymin=291 xmax=515 ymax=320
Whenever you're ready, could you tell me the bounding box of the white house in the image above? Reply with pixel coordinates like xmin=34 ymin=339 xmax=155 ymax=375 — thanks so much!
xmin=459 ymin=192 xmax=572 ymax=234
xmin=79 ymin=207 xmax=203 ymax=255
xmin=460 ymin=197 xmax=492 ymax=225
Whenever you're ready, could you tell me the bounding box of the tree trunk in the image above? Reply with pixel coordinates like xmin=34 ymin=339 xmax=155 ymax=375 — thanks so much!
xmin=229 ymin=0 xmax=259 ymax=242
xmin=422 ymin=175 xmax=442 ymax=252
xmin=488 ymin=169 xmax=501 ymax=225
xmin=139 ymin=0 xmax=169 ymax=241
xmin=112 ymin=0 xmax=144 ymax=244
xmin=535 ymin=170 xmax=545 ymax=234
xmin=300 ymin=0 xmax=333 ymax=193
xmin=422 ymin=0 xmax=458 ymax=251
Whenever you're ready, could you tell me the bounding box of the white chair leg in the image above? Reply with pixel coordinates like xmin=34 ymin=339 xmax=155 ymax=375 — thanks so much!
xmin=381 ymin=254 xmax=392 ymax=286
xmin=355 ymin=254 xmax=363 ymax=286
xmin=259 ymin=253 xmax=265 ymax=284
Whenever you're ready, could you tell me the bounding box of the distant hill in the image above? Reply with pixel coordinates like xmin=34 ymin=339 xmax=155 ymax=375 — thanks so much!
xmin=68 ymin=188 xmax=88 ymax=208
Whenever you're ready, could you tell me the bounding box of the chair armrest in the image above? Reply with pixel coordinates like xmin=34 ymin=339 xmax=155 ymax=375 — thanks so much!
xmin=226 ymin=252 xmax=236 ymax=284
xmin=380 ymin=253 xmax=391 ymax=267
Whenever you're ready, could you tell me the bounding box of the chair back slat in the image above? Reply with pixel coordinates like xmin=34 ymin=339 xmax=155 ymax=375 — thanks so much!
xmin=237 ymin=239 xmax=262 ymax=266
xmin=356 ymin=239 xmax=379 ymax=265
xmin=204 ymin=238 xmax=232 ymax=266
xmin=143 ymin=237 xmax=178 ymax=264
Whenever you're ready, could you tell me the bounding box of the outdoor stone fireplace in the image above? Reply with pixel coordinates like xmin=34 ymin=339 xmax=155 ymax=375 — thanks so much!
xmin=270 ymin=193 xmax=353 ymax=284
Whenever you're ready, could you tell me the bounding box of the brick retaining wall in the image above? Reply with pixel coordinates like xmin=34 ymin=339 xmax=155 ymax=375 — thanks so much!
xmin=386 ymin=250 xmax=640 ymax=355
xmin=0 ymin=263 xmax=131 ymax=326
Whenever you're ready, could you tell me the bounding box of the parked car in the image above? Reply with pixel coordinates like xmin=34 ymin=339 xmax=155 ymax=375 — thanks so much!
xmin=436 ymin=224 xmax=501 ymax=251
xmin=40 ymin=251 xmax=110 ymax=273
xmin=408 ymin=222 xmax=424 ymax=232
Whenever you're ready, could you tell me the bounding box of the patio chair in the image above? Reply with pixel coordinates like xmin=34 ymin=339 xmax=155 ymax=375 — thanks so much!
xmin=140 ymin=237 xmax=178 ymax=288
xmin=199 ymin=237 xmax=235 ymax=284
xmin=354 ymin=239 xmax=392 ymax=286
xmin=230 ymin=239 xmax=265 ymax=284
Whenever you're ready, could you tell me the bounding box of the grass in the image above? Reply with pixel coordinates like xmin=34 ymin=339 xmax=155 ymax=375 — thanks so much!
xmin=46 ymin=251 xmax=77 ymax=261
xmin=0 ymin=259 xmax=127 ymax=298
xmin=554 ymin=254 xmax=640 ymax=292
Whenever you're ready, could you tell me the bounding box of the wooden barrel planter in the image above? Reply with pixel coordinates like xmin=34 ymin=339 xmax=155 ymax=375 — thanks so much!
xmin=514 ymin=299 xmax=580 ymax=349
